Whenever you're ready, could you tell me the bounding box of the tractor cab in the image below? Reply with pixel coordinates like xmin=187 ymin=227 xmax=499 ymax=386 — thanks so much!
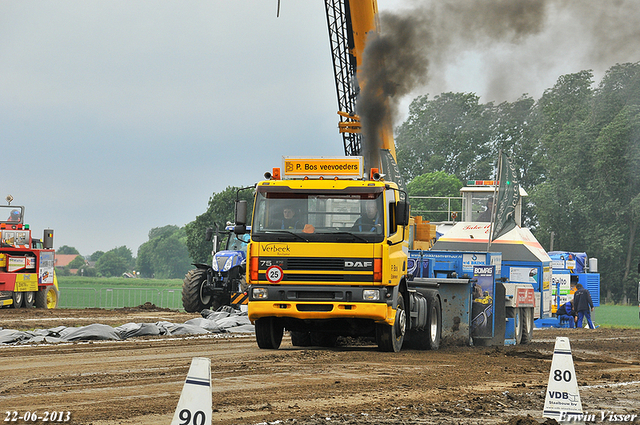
xmin=460 ymin=180 xmax=527 ymax=225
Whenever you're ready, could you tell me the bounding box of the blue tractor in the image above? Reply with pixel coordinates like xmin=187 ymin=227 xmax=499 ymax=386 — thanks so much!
xmin=182 ymin=224 xmax=251 ymax=312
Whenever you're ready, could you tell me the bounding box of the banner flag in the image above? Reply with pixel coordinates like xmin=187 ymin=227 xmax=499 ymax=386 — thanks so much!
xmin=491 ymin=152 xmax=520 ymax=242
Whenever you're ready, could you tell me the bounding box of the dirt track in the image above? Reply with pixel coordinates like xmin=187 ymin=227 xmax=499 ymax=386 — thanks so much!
xmin=1 ymin=308 xmax=640 ymax=425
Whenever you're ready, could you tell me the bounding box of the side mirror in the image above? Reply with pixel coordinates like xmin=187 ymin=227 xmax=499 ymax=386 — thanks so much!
xmin=396 ymin=201 xmax=409 ymax=226
xmin=205 ymin=227 xmax=213 ymax=242
xmin=235 ymin=200 xmax=247 ymax=226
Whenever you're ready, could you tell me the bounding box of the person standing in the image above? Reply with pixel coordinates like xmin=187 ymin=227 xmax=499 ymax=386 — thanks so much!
xmin=573 ymin=283 xmax=595 ymax=329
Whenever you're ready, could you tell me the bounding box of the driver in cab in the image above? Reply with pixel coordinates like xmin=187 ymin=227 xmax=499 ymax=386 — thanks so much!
xmin=352 ymin=200 xmax=381 ymax=232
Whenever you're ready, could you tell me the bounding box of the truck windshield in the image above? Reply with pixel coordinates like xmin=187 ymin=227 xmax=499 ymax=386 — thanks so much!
xmin=251 ymin=188 xmax=384 ymax=243
xmin=0 ymin=206 xmax=24 ymax=224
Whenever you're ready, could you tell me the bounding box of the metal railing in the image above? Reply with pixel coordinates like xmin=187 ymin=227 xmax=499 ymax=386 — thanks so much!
xmin=58 ymin=287 xmax=183 ymax=310
xmin=409 ymin=196 xmax=463 ymax=222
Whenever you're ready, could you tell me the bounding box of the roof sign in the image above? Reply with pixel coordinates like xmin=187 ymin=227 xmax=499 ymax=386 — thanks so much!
xmin=282 ymin=157 xmax=363 ymax=179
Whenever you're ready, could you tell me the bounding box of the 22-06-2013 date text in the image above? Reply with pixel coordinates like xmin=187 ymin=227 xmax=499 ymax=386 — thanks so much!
xmin=4 ymin=411 xmax=71 ymax=422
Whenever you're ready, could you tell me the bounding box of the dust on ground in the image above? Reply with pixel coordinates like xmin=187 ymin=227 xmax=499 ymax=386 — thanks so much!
xmin=1 ymin=308 xmax=639 ymax=424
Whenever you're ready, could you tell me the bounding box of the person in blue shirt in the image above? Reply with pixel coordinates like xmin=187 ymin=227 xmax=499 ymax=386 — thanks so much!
xmin=557 ymin=301 xmax=577 ymax=328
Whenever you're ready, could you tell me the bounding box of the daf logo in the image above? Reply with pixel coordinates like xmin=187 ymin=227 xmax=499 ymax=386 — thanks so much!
xmin=345 ymin=261 xmax=373 ymax=268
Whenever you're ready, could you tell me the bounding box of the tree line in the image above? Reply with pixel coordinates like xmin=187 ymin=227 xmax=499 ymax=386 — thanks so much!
xmin=58 ymin=61 xmax=640 ymax=303
xmin=398 ymin=62 xmax=640 ymax=303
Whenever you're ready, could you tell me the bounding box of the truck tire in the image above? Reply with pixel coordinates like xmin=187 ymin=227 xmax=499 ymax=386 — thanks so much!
xmin=182 ymin=269 xmax=210 ymax=313
xmin=12 ymin=291 xmax=24 ymax=308
xmin=23 ymin=291 xmax=35 ymax=308
xmin=255 ymin=317 xmax=283 ymax=349
xmin=513 ymin=308 xmax=523 ymax=345
xmin=290 ymin=331 xmax=312 ymax=347
xmin=35 ymin=286 xmax=59 ymax=309
xmin=521 ymin=308 xmax=534 ymax=344
xmin=425 ymin=292 xmax=442 ymax=350
xmin=407 ymin=292 xmax=441 ymax=350
xmin=376 ymin=293 xmax=406 ymax=352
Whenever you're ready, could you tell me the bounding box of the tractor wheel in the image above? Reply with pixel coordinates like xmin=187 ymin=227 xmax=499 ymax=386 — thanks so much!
xmin=35 ymin=286 xmax=59 ymax=309
xmin=12 ymin=291 xmax=24 ymax=308
xmin=290 ymin=331 xmax=312 ymax=347
xmin=376 ymin=293 xmax=406 ymax=352
xmin=23 ymin=291 xmax=35 ymax=308
xmin=255 ymin=317 xmax=283 ymax=349
xmin=182 ymin=269 xmax=210 ymax=313
xmin=521 ymin=308 xmax=534 ymax=344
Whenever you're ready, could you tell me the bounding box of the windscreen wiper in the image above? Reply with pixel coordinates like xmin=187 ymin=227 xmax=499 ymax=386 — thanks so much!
xmin=316 ymin=231 xmax=368 ymax=243
xmin=264 ymin=230 xmax=310 ymax=242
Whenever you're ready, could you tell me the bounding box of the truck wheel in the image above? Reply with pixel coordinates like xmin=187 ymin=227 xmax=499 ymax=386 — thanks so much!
xmin=407 ymin=292 xmax=441 ymax=350
xmin=513 ymin=308 xmax=523 ymax=345
xmin=23 ymin=291 xmax=35 ymax=308
xmin=521 ymin=308 xmax=534 ymax=344
xmin=425 ymin=292 xmax=442 ymax=350
xmin=255 ymin=317 xmax=283 ymax=349
xmin=290 ymin=331 xmax=312 ymax=347
xmin=12 ymin=291 xmax=24 ymax=308
xmin=35 ymin=286 xmax=59 ymax=309
xmin=376 ymin=293 xmax=406 ymax=352
xmin=182 ymin=269 xmax=210 ymax=313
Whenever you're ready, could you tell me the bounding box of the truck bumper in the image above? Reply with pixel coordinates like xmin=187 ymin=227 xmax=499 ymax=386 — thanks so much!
xmin=248 ymin=300 xmax=394 ymax=325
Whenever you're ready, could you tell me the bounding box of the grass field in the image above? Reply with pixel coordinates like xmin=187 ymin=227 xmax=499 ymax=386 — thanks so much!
xmin=593 ymin=304 xmax=640 ymax=329
xmin=58 ymin=275 xmax=183 ymax=289
xmin=55 ymin=277 xmax=640 ymax=328
xmin=57 ymin=276 xmax=184 ymax=309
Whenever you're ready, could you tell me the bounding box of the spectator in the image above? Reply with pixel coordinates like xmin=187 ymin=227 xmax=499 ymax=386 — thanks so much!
xmin=573 ymin=283 xmax=595 ymax=329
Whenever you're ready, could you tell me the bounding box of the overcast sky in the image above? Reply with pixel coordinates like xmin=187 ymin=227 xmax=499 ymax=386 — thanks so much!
xmin=2 ymin=1 xmax=639 ymax=258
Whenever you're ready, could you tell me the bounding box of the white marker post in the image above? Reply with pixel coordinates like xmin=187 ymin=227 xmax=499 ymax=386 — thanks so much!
xmin=543 ymin=337 xmax=583 ymax=421
xmin=171 ymin=357 xmax=212 ymax=425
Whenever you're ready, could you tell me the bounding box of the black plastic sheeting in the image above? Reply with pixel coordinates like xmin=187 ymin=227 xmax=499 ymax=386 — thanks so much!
xmin=0 ymin=308 xmax=253 ymax=345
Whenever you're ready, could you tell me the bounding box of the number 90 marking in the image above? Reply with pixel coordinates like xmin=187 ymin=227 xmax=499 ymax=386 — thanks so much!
xmin=178 ymin=409 xmax=207 ymax=425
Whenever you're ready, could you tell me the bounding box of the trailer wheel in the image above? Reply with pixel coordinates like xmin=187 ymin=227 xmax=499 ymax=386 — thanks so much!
xmin=376 ymin=293 xmax=406 ymax=352
xmin=513 ymin=308 xmax=523 ymax=345
xmin=425 ymin=292 xmax=442 ymax=350
xmin=255 ymin=317 xmax=283 ymax=349
xmin=182 ymin=269 xmax=210 ymax=313
xmin=290 ymin=331 xmax=312 ymax=347
xmin=23 ymin=291 xmax=35 ymax=308
xmin=521 ymin=308 xmax=534 ymax=344
xmin=35 ymin=286 xmax=59 ymax=309
xmin=11 ymin=291 xmax=24 ymax=308
xmin=407 ymin=292 xmax=441 ymax=350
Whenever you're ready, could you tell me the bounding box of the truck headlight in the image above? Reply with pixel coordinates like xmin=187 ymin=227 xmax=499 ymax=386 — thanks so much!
xmin=252 ymin=287 xmax=268 ymax=299
xmin=363 ymin=289 xmax=380 ymax=301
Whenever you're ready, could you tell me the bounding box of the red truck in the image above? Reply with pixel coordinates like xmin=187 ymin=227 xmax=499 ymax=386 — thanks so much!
xmin=0 ymin=203 xmax=59 ymax=308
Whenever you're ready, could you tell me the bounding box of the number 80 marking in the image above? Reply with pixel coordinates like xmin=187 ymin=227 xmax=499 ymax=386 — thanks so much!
xmin=553 ymin=369 xmax=572 ymax=382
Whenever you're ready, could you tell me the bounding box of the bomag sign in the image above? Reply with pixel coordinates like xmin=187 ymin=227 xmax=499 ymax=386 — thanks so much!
xmin=283 ymin=157 xmax=363 ymax=179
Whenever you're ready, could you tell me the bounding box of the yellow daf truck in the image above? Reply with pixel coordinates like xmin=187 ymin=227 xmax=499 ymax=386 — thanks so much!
xmin=233 ymin=156 xmax=444 ymax=352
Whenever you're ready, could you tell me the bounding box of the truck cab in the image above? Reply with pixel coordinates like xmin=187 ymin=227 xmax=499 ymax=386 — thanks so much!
xmin=236 ymin=157 xmax=416 ymax=351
